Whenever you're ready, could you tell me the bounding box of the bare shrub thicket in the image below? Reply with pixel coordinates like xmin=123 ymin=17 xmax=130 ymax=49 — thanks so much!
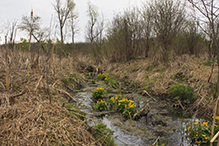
xmin=90 ymin=0 xmax=208 ymax=64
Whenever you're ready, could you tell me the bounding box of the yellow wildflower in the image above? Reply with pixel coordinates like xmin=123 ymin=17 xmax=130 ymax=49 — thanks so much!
xmin=196 ymin=134 xmax=198 ymax=136
xmin=194 ymin=122 xmax=198 ymax=125
xmin=209 ymin=130 xmax=211 ymax=133
xmin=201 ymin=122 xmax=208 ymax=127
xmin=125 ymin=104 xmax=127 ymax=108
xmin=188 ymin=126 xmax=191 ymax=131
xmin=195 ymin=140 xmax=201 ymax=144
xmin=205 ymin=137 xmax=208 ymax=140
xmin=110 ymin=97 xmax=115 ymax=102
xmin=129 ymin=105 xmax=134 ymax=108
xmin=202 ymin=134 xmax=206 ymax=137
xmin=97 ymin=101 xmax=99 ymax=103
xmin=118 ymin=103 xmax=121 ymax=106
xmin=115 ymin=96 xmax=118 ymax=100
xmin=212 ymin=116 xmax=219 ymax=120
xmin=215 ymin=124 xmax=218 ymax=127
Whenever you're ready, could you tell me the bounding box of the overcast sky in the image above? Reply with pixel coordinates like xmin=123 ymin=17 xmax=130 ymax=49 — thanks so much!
xmin=0 ymin=0 xmax=143 ymax=43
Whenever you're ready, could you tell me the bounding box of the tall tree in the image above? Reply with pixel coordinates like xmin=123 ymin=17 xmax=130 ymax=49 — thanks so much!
xmin=141 ymin=4 xmax=153 ymax=58
xmin=86 ymin=1 xmax=99 ymax=44
xmin=149 ymin=0 xmax=186 ymax=62
xmin=69 ymin=8 xmax=79 ymax=44
xmin=53 ymin=0 xmax=76 ymax=44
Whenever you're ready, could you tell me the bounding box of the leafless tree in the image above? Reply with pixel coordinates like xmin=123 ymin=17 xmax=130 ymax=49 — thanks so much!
xmin=53 ymin=0 xmax=76 ymax=44
xmin=19 ymin=10 xmax=41 ymax=52
xmin=68 ymin=8 xmax=79 ymax=44
xmin=86 ymin=1 xmax=104 ymax=44
xmin=141 ymin=3 xmax=153 ymax=58
xmin=149 ymin=0 xmax=186 ymax=62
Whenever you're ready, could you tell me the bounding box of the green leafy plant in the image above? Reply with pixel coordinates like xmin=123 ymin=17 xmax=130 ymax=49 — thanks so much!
xmin=130 ymin=81 xmax=139 ymax=88
xmin=168 ymin=84 xmax=194 ymax=104
xmin=108 ymin=95 xmax=137 ymax=119
xmin=97 ymin=73 xmax=109 ymax=80
xmin=203 ymin=60 xmax=213 ymax=66
xmin=93 ymin=99 xmax=108 ymax=112
xmin=187 ymin=117 xmax=219 ymax=145
xmin=93 ymin=123 xmax=115 ymax=146
xmin=109 ymin=79 xmax=120 ymax=87
xmin=92 ymin=87 xmax=107 ymax=100
xmin=107 ymin=94 xmax=122 ymax=110
xmin=85 ymin=72 xmax=92 ymax=79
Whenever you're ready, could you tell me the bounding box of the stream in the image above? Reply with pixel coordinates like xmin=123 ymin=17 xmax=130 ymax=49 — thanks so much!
xmin=72 ymin=80 xmax=197 ymax=146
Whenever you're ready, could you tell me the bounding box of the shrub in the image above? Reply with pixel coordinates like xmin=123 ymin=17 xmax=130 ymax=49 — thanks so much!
xmin=92 ymin=87 xmax=107 ymax=100
xmin=93 ymin=100 xmax=108 ymax=112
xmin=168 ymin=84 xmax=194 ymax=104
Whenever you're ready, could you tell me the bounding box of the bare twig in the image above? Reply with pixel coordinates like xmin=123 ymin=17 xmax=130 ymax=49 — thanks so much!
xmin=34 ymin=75 xmax=43 ymax=91
xmin=55 ymin=88 xmax=77 ymax=102
xmin=152 ymin=136 xmax=160 ymax=146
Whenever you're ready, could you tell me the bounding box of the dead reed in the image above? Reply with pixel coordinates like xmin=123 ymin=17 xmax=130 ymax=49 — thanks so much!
xmin=0 ymin=47 xmax=101 ymax=145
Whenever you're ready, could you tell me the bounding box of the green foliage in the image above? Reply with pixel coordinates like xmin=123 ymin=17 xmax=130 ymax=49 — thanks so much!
xmin=93 ymin=99 xmax=108 ymax=112
xmin=61 ymin=74 xmax=84 ymax=90
xmin=144 ymin=80 xmax=153 ymax=91
xmin=107 ymin=94 xmax=123 ymax=110
xmin=16 ymin=38 xmax=29 ymax=51
xmin=187 ymin=117 xmax=219 ymax=145
xmin=108 ymin=94 xmax=137 ymax=119
xmin=168 ymin=84 xmax=194 ymax=104
xmin=97 ymin=73 xmax=120 ymax=88
xmin=85 ymin=72 xmax=92 ymax=79
xmin=203 ymin=60 xmax=213 ymax=66
xmin=93 ymin=123 xmax=115 ymax=146
xmin=97 ymin=73 xmax=109 ymax=81
xmin=130 ymin=81 xmax=139 ymax=88
xmin=109 ymin=79 xmax=120 ymax=87
xmin=92 ymin=87 xmax=107 ymax=100
xmin=210 ymin=85 xmax=217 ymax=99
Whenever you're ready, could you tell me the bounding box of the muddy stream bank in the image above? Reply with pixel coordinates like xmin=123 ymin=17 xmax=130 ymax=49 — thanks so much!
xmin=72 ymin=80 xmax=195 ymax=146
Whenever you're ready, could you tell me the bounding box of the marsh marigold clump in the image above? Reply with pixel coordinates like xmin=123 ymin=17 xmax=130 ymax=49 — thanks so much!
xmin=92 ymin=87 xmax=107 ymax=100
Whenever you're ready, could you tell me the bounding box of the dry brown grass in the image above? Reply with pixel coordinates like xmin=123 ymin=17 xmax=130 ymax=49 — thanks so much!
xmin=0 ymin=48 xmax=101 ymax=146
xmin=104 ymin=54 xmax=218 ymax=117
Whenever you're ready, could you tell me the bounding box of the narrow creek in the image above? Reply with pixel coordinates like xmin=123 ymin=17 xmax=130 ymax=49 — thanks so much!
xmin=72 ymin=80 xmax=197 ymax=146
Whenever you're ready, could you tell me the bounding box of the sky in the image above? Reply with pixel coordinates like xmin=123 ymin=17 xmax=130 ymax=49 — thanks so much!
xmin=0 ymin=0 xmax=143 ymax=43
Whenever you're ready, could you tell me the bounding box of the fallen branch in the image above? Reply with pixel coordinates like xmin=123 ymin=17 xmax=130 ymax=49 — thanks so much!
xmin=133 ymin=103 xmax=150 ymax=120
xmin=56 ymin=88 xmax=77 ymax=102
xmin=152 ymin=136 xmax=160 ymax=146
xmin=88 ymin=111 xmax=117 ymax=116
xmin=142 ymin=90 xmax=157 ymax=102
xmin=34 ymin=75 xmax=43 ymax=91
xmin=10 ymin=90 xmax=26 ymax=98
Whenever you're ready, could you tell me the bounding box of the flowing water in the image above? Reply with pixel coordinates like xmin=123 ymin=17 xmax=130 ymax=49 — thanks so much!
xmin=72 ymin=80 xmax=198 ymax=146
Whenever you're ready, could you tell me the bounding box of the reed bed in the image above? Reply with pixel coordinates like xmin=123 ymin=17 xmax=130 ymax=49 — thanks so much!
xmin=0 ymin=47 xmax=100 ymax=145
